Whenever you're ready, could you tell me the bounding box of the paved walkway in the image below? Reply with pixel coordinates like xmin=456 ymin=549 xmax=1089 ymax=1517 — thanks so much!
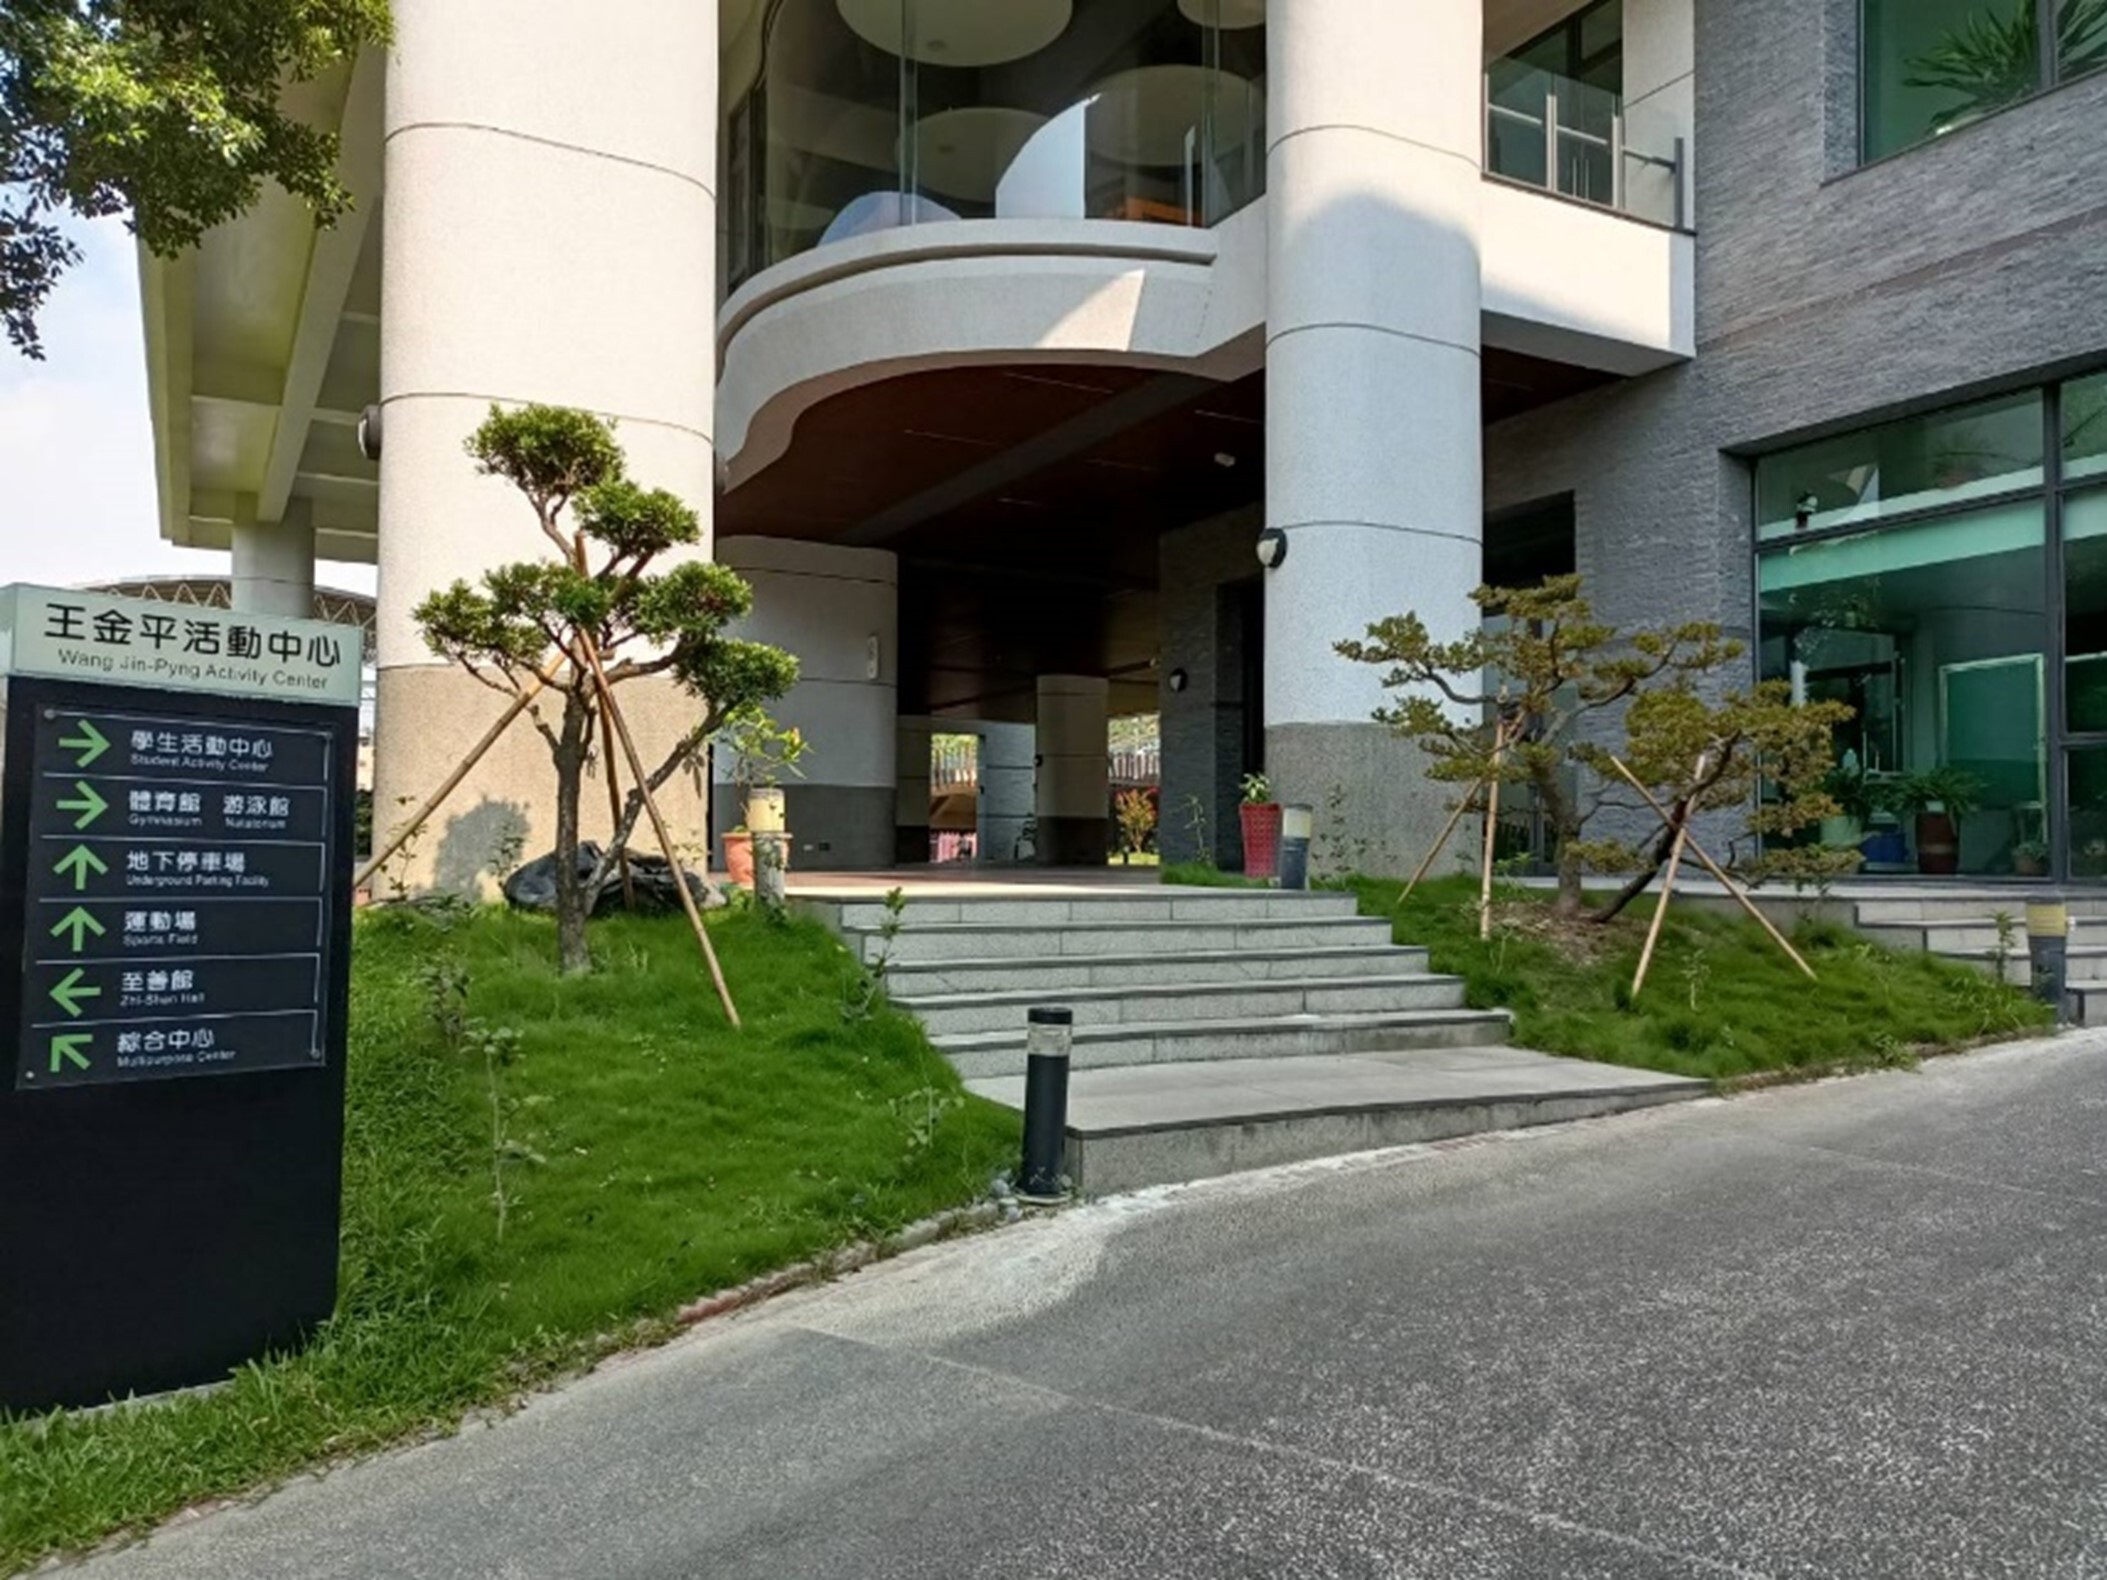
xmin=74 ymin=1031 xmax=2107 ymax=1579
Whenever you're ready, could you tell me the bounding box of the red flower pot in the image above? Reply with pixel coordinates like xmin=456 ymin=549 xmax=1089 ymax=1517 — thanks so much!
xmin=1240 ymin=802 xmax=1283 ymax=878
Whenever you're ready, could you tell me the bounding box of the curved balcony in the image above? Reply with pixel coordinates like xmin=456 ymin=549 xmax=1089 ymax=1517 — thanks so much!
xmin=721 ymin=0 xmax=1268 ymax=297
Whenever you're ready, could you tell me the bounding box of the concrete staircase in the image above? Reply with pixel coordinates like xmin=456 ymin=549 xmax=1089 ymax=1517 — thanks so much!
xmin=1846 ymin=893 xmax=2107 ymax=1022
xmin=816 ymin=888 xmax=1508 ymax=1079
xmin=798 ymin=885 xmax=1705 ymax=1194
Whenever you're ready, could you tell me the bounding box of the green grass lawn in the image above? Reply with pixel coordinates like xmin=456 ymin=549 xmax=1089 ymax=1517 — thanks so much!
xmin=0 ymin=904 xmax=1016 ymax=1572
xmin=1351 ymin=874 xmax=2054 ymax=1081
xmin=1160 ymin=860 xmax=1271 ymax=888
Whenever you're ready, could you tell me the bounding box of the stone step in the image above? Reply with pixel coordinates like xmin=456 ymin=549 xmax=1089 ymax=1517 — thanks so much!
xmin=806 ymin=889 xmax=1359 ymax=930
xmin=896 ymin=974 xmax=1468 ymax=1038
xmin=963 ymin=1049 xmax=1708 ymax=1196
xmin=934 ymin=1007 xmax=1513 ymax=1081
xmin=882 ymin=944 xmax=1432 ymax=997
xmin=2071 ymin=984 xmax=2107 ymax=1027
xmin=1855 ymin=920 xmax=2026 ymax=955
xmin=1947 ymin=946 xmax=2107 ymax=986
xmin=1850 ymin=896 xmax=2107 ymax=926
xmin=846 ymin=914 xmax=1396 ymax=965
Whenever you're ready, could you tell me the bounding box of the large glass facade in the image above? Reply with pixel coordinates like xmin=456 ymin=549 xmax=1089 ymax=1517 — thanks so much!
xmin=1862 ymin=0 xmax=2107 ymax=163
xmin=1759 ymin=372 xmax=2107 ymax=879
xmin=723 ymin=0 xmax=1267 ymax=294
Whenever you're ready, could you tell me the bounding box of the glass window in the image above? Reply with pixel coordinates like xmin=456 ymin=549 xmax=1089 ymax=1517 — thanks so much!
xmin=724 ymin=0 xmax=1267 ymax=294
xmin=2062 ymin=0 xmax=2107 ymax=84
xmin=2066 ymin=372 xmax=2107 ymax=484
xmin=2065 ymin=487 xmax=2107 ymax=730
xmin=1759 ymin=503 xmax=2048 ymax=875
xmin=1755 ymin=390 xmax=2044 ymax=539
xmin=1863 ymin=0 xmax=2041 ymax=161
xmin=2069 ymin=744 xmax=2107 ymax=876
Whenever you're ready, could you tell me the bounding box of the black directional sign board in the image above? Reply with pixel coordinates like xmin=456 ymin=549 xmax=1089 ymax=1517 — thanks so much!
xmin=19 ymin=705 xmax=339 ymax=1090
xmin=0 ymin=589 xmax=358 ymax=1413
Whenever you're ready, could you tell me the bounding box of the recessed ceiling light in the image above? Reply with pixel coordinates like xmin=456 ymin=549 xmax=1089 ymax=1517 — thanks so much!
xmin=1213 ymin=452 xmax=1237 ymax=468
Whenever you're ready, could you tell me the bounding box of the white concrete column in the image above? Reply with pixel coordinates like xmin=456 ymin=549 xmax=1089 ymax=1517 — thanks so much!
xmin=1264 ymin=0 xmax=1484 ymax=871
xmin=229 ymin=502 xmax=316 ymax=619
xmin=712 ymin=539 xmax=898 ymax=871
xmin=975 ymin=722 xmax=1037 ymax=864
xmin=1036 ymin=675 xmax=1110 ymax=867
xmin=372 ymin=0 xmax=718 ymax=891
xmin=896 ymin=715 xmax=933 ymax=864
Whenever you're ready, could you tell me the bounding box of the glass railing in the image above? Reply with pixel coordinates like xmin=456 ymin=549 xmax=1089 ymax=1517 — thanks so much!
xmin=1483 ymin=59 xmax=1686 ymax=229
xmin=722 ymin=0 xmax=1269 ymax=297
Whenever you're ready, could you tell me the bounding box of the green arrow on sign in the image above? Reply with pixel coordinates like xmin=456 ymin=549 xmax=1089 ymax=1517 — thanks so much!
xmin=56 ymin=780 xmax=107 ymax=830
xmin=48 ymin=968 xmax=99 ymax=1018
xmin=58 ymin=719 xmax=109 ymax=768
xmin=48 ymin=906 xmax=105 ymax=952
xmin=48 ymin=1033 xmax=91 ymax=1074
xmin=52 ymin=844 xmax=107 ymax=891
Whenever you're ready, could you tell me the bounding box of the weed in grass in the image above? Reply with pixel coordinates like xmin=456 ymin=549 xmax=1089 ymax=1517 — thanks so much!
xmin=842 ymin=887 xmax=909 ymax=1022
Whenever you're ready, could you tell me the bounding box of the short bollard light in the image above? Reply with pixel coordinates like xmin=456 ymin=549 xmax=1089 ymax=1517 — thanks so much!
xmin=1278 ymin=803 xmax=1315 ymax=891
xmin=1020 ymin=1007 xmax=1073 ymax=1202
xmin=2026 ymin=894 xmax=2071 ymax=1022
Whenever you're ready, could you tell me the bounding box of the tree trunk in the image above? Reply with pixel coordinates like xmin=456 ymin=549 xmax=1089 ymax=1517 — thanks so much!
xmin=1591 ymin=803 xmax=1686 ymax=925
xmin=1554 ymin=842 xmax=1586 ymax=917
xmin=552 ymin=691 xmax=593 ymax=975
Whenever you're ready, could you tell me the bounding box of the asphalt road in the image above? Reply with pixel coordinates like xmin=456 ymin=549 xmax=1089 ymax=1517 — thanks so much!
xmin=77 ymin=1033 xmax=2107 ymax=1579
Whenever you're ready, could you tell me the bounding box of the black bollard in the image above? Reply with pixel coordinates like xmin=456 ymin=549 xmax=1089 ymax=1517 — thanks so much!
xmin=1278 ymin=803 xmax=1314 ymax=891
xmin=2026 ymin=895 xmax=2071 ymax=1023
xmin=1020 ymin=1006 xmax=1072 ymax=1201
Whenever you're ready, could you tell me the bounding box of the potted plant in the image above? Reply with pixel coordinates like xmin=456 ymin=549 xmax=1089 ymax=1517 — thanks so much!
xmin=1239 ymin=772 xmax=1282 ymax=879
xmin=1894 ymin=766 xmax=1983 ymax=877
xmin=717 ymin=707 xmax=808 ymax=888
xmin=2012 ymin=838 xmax=2050 ymax=878
xmin=1819 ymin=761 xmax=1884 ymax=850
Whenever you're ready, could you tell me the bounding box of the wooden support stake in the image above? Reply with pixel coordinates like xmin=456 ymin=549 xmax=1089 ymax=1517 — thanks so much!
xmin=1400 ymin=783 xmax=1484 ymax=906
xmin=1630 ymin=758 xmax=1705 ymax=1000
xmin=355 ymin=677 xmax=546 ymax=892
xmin=1609 ymin=756 xmax=1817 ymax=981
xmin=578 ymin=638 xmax=742 ymax=1030
xmin=599 ymin=704 xmax=636 ymax=911
xmin=1477 ymin=718 xmax=1513 ymax=943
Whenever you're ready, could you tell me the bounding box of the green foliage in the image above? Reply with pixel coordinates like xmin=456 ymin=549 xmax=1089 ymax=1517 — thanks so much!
xmin=1239 ymin=772 xmax=1273 ymax=805
xmin=0 ymin=0 xmax=390 ymax=357
xmin=1345 ymin=875 xmax=2052 ymax=1081
xmin=0 ymin=905 xmax=1015 ymax=1569
xmin=1904 ymin=0 xmax=2107 ymax=140
xmin=1115 ymin=788 xmax=1157 ymax=861
xmin=1892 ymin=766 xmax=1985 ymax=819
xmin=717 ymin=706 xmax=811 ymax=796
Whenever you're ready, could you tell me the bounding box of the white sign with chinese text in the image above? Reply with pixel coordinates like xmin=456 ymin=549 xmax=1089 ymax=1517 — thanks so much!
xmin=0 ymin=586 xmax=361 ymax=707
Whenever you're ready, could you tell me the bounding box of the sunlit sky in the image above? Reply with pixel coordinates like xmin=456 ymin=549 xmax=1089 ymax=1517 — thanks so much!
xmin=0 ymin=219 xmax=377 ymax=598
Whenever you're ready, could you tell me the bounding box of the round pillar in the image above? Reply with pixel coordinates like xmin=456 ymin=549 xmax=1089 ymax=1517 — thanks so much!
xmin=372 ymin=0 xmax=718 ymax=891
xmin=230 ymin=508 xmax=316 ymax=619
xmin=712 ymin=539 xmax=899 ymax=872
xmin=1264 ymin=0 xmax=1485 ymax=873
xmin=1036 ymin=675 xmax=1110 ymax=867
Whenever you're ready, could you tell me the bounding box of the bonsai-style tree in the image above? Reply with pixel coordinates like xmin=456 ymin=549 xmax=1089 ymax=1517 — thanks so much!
xmin=1337 ymin=575 xmax=1741 ymax=917
xmin=416 ymin=405 xmax=797 ymax=973
xmin=1575 ymin=681 xmax=1857 ymax=921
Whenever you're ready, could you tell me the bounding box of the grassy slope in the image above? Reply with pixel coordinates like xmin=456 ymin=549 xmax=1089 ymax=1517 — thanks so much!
xmin=1352 ymin=875 xmax=2053 ymax=1081
xmin=0 ymin=906 xmax=1015 ymax=1572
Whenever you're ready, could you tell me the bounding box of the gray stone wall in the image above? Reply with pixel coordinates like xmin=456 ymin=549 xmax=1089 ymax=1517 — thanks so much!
xmin=1491 ymin=2 xmax=2107 ymax=642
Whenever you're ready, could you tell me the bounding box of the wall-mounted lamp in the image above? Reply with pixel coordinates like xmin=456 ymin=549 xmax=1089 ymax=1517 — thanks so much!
xmin=1255 ymin=527 xmax=1289 ymax=571
xmin=1793 ymin=491 xmax=1820 ymax=531
xmin=1167 ymin=668 xmax=1189 ymax=694
xmin=865 ymin=634 xmax=882 ymax=681
xmin=357 ymin=403 xmax=384 ymax=463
